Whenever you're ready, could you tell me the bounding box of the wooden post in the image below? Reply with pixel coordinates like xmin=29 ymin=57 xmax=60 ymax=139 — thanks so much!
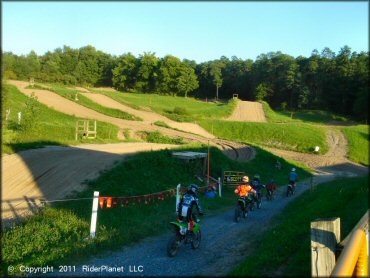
xmin=311 ymin=217 xmax=341 ymax=277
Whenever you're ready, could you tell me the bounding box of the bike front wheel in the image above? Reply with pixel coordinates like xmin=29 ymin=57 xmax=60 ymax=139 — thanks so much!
xmin=167 ymin=234 xmax=181 ymax=257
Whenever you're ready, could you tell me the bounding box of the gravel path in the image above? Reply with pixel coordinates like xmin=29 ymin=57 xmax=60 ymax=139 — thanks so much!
xmin=52 ymin=163 xmax=367 ymax=277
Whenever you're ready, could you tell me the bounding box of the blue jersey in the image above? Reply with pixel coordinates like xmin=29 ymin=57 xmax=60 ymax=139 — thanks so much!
xmin=289 ymin=171 xmax=298 ymax=182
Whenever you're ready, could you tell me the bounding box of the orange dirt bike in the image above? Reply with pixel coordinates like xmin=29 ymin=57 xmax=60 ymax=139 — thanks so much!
xmin=167 ymin=213 xmax=202 ymax=257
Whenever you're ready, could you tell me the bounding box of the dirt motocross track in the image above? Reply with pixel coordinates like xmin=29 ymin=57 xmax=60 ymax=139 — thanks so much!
xmin=3 ymin=81 xmax=255 ymax=222
xmin=3 ymin=80 xmax=368 ymax=276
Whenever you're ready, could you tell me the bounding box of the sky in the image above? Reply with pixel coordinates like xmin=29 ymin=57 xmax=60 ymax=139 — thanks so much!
xmin=2 ymin=1 xmax=369 ymax=63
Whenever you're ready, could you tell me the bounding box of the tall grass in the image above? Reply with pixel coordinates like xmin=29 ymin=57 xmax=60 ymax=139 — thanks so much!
xmin=47 ymin=84 xmax=142 ymax=121
xmin=261 ymin=101 xmax=350 ymax=124
xmin=230 ymin=176 xmax=369 ymax=277
xmin=1 ymin=144 xmax=311 ymax=276
xmin=342 ymin=125 xmax=369 ymax=166
xmin=91 ymin=88 xmax=237 ymax=122
xmin=2 ymin=84 xmax=121 ymax=154
xmin=200 ymin=120 xmax=329 ymax=154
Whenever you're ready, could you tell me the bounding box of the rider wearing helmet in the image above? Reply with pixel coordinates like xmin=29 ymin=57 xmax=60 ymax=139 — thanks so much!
xmin=266 ymin=179 xmax=277 ymax=192
xmin=251 ymin=174 xmax=265 ymax=202
xmin=234 ymin=176 xmax=256 ymax=200
xmin=177 ymin=184 xmax=203 ymax=233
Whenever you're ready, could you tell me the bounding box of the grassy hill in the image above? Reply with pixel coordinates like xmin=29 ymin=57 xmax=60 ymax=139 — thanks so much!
xmin=200 ymin=120 xmax=329 ymax=154
xmin=2 ymin=84 xmax=121 ymax=154
xmin=261 ymin=101 xmax=351 ymax=124
xmin=341 ymin=125 xmax=369 ymax=166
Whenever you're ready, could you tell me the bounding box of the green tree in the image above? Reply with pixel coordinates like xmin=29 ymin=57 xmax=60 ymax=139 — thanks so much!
xmin=112 ymin=53 xmax=138 ymax=91
xmin=74 ymin=45 xmax=100 ymax=86
xmin=157 ymin=55 xmax=183 ymax=95
xmin=255 ymin=83 xmax=273 ymax=101
xmin=177 ymin=65 xmax=199 ymax=97
xmin=136 ymin=52 xmax=159 ymax=93
xmin=209 ymin=60 xmax=225 ymax=100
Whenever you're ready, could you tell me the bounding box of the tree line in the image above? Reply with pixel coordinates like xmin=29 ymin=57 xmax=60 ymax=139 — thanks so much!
xmin=2 ymin=45 xmax=368 ymax=122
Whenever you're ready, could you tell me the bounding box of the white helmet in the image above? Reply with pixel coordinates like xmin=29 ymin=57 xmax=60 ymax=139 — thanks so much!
xmin=292 ymin=168 xmax=296 ymax=172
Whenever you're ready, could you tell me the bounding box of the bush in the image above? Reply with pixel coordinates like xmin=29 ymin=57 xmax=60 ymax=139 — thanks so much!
xmin=19 ymin=93 xmax=41 ymax=133
xmin=173 ymin=107 xmax=189 ymax=115
xmin=145 ymin=131 xmax=184 ymax=144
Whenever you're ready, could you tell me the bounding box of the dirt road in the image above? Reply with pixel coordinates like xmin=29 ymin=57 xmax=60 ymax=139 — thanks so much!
xmin=227 ymin=100 xmax=267 ymax=122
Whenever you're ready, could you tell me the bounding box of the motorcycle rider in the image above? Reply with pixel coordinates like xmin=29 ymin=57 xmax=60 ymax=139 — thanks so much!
xmin=266 ymin=179 xmax=277 ymax=197
xmin=234 ymin=176 xmax=257 ymax=206
xmin=177 ymin=184 xmax=204 ymax=234
xmin=251 ymin=174 xmax=265 ymax=204
xmin=288 ymin=168 xmax=298 ymax=193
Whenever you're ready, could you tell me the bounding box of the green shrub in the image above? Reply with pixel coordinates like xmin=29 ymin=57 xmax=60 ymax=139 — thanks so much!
xmin=145 ymin=131 xmax=184 ymax=144
xmin=173 ymin=106 xmax=189 ymax=115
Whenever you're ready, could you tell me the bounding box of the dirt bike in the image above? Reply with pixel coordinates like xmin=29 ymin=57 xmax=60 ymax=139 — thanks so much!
xmin=234 ymin=196 xmax=254 ymax=222
xmin=266 ymin=188 xmax=275 ymax=201
xmin=255 ymin=190 xmax=263 ymax=209
xmin=167 ymin=213 xmax=202 ymax=257
xmin=287 ymin=182 xmax=296 ymax=197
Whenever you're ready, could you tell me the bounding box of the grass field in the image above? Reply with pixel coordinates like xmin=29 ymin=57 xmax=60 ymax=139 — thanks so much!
xmin=261 ymin=101 xmax=350 ymax=124
xmin=1 ymin=144 xmax=311 ymax=276
xmin=342 ymin=125 xmax=369 ymax=166
xmin=230 ymin=176 xmax=369 ymax=277
xmin=91 ymin=88 xmax=237 ymax=122
xmin=200 ymin=120 xmax=329 ymax=154
xmin=2 ymin=84 xmax=121 ymax=154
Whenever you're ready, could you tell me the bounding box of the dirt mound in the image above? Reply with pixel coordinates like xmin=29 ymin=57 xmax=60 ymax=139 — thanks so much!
xmin=227 ymin=101 xmax=267 ymax=122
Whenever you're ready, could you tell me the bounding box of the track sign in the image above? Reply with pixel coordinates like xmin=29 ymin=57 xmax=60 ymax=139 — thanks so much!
xmin=223 ymin=171 xmax=246 ymax=186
